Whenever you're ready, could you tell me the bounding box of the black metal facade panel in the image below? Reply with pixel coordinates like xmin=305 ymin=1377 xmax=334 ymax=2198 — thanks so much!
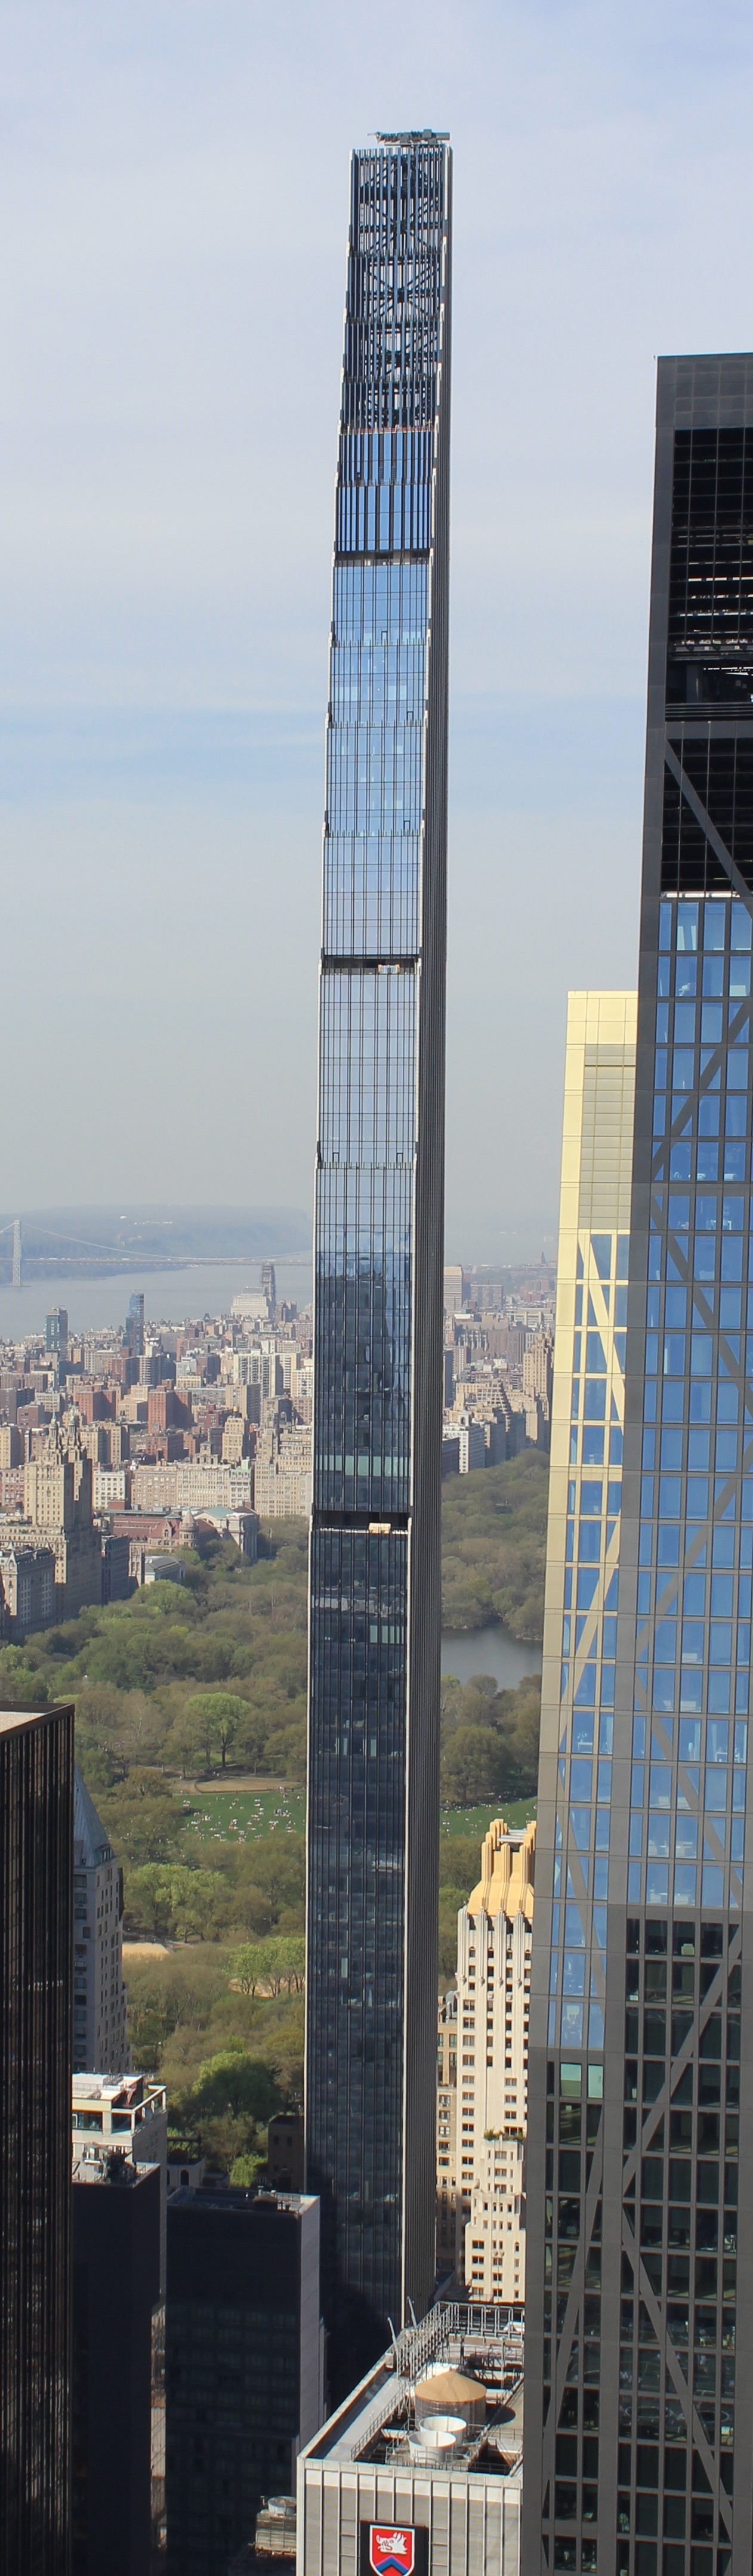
xmin=0 ymin=1704 xmax=74 ymax=2575
xmin=306 ymin=137 xmax=450 ymax=2392
xmin=523 ymin=356 xmax=753 ymax=2576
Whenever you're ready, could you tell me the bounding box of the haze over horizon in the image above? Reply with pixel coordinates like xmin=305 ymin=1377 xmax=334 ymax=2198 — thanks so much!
xmin=4 ymin=2 xmax=753 ymax=1256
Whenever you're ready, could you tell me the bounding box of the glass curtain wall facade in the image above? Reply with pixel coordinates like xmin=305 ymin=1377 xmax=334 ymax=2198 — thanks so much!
xmin=305 ymin=134 xmax=451 ymax=2383
xmin=523 ymin=356 xmax=753 ymax=2576
xmin=0 ymin=1703 xmax=74 ymax=2574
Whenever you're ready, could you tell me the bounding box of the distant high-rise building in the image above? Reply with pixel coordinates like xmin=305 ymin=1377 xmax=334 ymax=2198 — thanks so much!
xmin=72 ymin=2148 xmax=161 ymax=2576
xmin=261 ymin=1262 xmax=276 ymax=1311
xmin=24 ymin=1419 xmax=102 ymax=1616
xmin=456 ymin=1414 xmax=486 ymax=1474
xmin=46 ymin=1306 xmax=69 ymax=1361
xmin=0 ymin=1537 xmax=55 ymax=1637
xmin=73 ymin=1768 xmax=129 ymax=2075
xmin=254 ymin=1421 xmax=312 ymax=1518
xmin=524 ymin=356 xmax=753 ymax=2576
xmin=0 ymin=1422 xmax=23 ymax=1472
xmin=443 ymin=1263 xmax=465 ymax=1317
xmin=126 ymin=1293 xmax=145 ymax=1360
xmin=523 ymin=1327 xmax=554 ymax=1413
xmin=165 ymin=2185 xmax=322 ymax=2576
xmin=0 ymin=1700 xmax=75 ymax=2569
xmin=305 ymin=129 xmax=452 ymax=2391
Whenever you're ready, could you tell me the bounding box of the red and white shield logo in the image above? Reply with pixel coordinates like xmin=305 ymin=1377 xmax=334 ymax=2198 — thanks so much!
xmin=369 ymin=2531 xmax=416 ymax=2576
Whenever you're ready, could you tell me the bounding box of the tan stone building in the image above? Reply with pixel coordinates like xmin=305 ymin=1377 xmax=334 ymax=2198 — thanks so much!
xmin=0 ymin=1540 xmax=56 ymax=1637
xmin=24 ymin=1420 xmax=102 ymax=1617
xmin=522 ymin=1327 xmax=554 ymax=1414
xmin=436 ymin=1815 xmax=535 ymax=2305
xmin=436 ymin=1988 xmax=458 ymax=2274
xmin=220 ymin=1412 xmax=248 ymax=1465
xmin=254 ymin=1423 xmax=312 ymax=1518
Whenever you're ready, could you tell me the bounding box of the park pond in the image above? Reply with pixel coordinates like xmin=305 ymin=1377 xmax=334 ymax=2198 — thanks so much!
xmin=440 ymin=1620 xmax=542 ymax=1691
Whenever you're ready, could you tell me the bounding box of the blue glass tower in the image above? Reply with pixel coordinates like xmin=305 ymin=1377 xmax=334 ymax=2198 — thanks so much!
xmin=305 ymin=134 xmax=451 ymax=2384
xmin=524 ymin=359 xmax=753 ymax=2576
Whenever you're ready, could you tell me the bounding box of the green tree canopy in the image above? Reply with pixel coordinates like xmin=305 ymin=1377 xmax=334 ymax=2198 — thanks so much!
xmin=184 ymin=1691 xmax=249 ymax=1771
xmin=227 ymin=1936 xmax=305 ymax=1996
xmin=189 ymin=2051 xmax=282 ymax=2123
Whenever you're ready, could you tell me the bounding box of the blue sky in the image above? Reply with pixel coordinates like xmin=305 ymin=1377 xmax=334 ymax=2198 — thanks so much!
xmin=3 ymin=0 xmax=753 ymax=1255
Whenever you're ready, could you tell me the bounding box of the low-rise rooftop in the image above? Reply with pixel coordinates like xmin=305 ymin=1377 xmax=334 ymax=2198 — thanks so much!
xmin=301 ymin=2302 xmax=524 ymax=2482
xmin=72 ymin=2071 xmax=166 ymax=2132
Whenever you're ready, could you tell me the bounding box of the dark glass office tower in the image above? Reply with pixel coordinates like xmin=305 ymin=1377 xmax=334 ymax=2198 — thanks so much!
xmin=165 ymin=2186 xmax=321 ymax=2576
xmin=72 ymin=2152 xmax=160 ymax=2576
xmin=305 ymin=133 xmax=451 ymax=2382
xmin=523 ymin=356 xmax=753 ymax=2576
xmin=0 ymin=1702 xmax=74 ymax=2573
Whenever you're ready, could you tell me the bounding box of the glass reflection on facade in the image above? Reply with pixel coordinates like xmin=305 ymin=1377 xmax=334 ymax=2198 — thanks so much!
xmin=305 ymin=134 xmax=451 ymax=2380
xmin=523 ymin=357 xmax=753 ymax=2576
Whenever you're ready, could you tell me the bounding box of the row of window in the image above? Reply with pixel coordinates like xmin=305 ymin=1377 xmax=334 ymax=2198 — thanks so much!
xmin=659 ymin=894 xmax=752 ymax=953
xmin=656 ymin=987 xmax=751 ymax=1048
xmin=638 ymin=1668 xmax=750 ymax=1720
xmin=654 ymin=1138 xmax=749 ymax=1185
xmin=658 ymin=950 xmax=752 ymax=1002
xmin=643 ymin=1420 xmax=750 ymax=1478
xmin=629 ymin=1808 xmax=745 ymax=1860
xmin=626 ymin=1860 xmax=741 ymax=1910
xmin=633 ymin=1713 xmax=746 ymax=1760
xmin=655 ymin=1043 xmax=749 ymax=1096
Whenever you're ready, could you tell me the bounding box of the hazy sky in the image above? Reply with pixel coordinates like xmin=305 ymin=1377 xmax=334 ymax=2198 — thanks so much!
xmin=4 ymin=1 xmax=753 ymax=1259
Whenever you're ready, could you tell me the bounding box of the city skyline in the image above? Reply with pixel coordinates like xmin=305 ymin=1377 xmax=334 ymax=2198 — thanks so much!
xmin=8 ymin=20 xmax=753 ymax=2567
xmin=305 ymin=132 xmax=451 ymax=2387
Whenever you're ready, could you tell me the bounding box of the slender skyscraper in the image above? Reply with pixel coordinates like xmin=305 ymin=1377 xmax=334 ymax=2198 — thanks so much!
xmin=305 ymin=132 xmax=452 ymax=2384
xmin=524 ymin=360 xmax=753 ymax=2576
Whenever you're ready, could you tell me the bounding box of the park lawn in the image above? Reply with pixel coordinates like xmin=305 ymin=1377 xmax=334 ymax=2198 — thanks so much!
xmin=180 ymin=1786 xmax=534 ymax=1849
xmin=181 ymin=1785 xmax=305 ymax=1848
xmin=440 ymin=1797 xmax=536 ymax=1838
